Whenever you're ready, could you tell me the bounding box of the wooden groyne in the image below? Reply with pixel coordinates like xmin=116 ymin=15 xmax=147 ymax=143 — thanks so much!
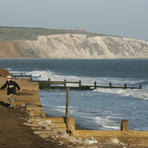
xmin=11 ymin=73 xmax=41 ymax=80
xmin=1 ymin=74 xmax=147 ymax=147
xmin=11 ymin=73 xmax=142 ymax=90
xmin=38 ymin=78 xmax=142 ymax=90
xmin=63 ymin=87 xmax=148 ymax=146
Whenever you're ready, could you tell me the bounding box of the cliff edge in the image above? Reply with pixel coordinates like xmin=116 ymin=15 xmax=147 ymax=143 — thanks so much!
xmin=0 ymin=27 xmax=148 ymax=59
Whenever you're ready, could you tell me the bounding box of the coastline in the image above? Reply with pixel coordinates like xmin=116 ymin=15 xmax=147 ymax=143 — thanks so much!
xmin=0 ymin=69 xmax=148 ymax=147
xmin=0 ymin=103 xmax=146 ymax=148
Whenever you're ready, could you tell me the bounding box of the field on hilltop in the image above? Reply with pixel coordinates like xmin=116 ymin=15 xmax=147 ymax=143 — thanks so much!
xmin=0 ymin=26 xmax=101 ymax=41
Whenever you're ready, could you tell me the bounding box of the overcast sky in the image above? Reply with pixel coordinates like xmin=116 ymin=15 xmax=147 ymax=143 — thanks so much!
xmin=0 ymin=0 xmax=148 ymax=41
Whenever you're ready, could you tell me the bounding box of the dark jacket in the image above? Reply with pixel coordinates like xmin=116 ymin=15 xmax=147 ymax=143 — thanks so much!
xmin=1 ymin=80 xmax=21 ymax=95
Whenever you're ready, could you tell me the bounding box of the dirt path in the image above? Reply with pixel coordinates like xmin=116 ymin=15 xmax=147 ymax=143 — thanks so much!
xmin=0 ymin=102 xmax=66 ymax=148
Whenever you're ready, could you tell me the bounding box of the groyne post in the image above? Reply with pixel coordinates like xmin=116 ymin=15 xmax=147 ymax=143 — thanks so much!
xmin=21 ymin=73 xmax=23 ymax=79
xmin=121 ymin=120 xmax=129 ymax=131
xmin=30 ymin=74 xmax=32 ymax=81
xmin=124 ymin=83 xmax=127 ymax=89
xmin=139 ymin=85 xmax=142 ymax=89
xmin=109 ymin=82 xmax=112 ymax=88
xmin=79 ymin=80 xmax=82 ymax=88
xmin=94 ymin=81 xmax=97 ymax=89
xmin=64 ymin=79 xmax=66 ymax=88
xmin=65 ymin=87 xmax=71 ymax=134
xmin=48 ymin=78 xmax=51 ymax=87
xmin=11 ymin=73 xmax=15 ymax=79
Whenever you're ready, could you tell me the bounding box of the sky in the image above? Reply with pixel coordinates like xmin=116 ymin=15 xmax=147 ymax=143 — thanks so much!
xmin=0 ymin=0 xmax=148 ymax=41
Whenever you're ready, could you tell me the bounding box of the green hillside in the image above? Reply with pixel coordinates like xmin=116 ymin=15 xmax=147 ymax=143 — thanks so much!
xmin=0 ymin=27 xmax=70 ymax=41
xmin=0 ymin=26 xmax=105 ymax=41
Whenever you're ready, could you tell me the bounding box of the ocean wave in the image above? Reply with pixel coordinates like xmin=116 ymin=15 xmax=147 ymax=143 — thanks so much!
xmin=94 ymin=116 xmax=120 ymax=130
xmin=11 ymin=69 xmax=148 ymax=101
xmin=10 ymin=69 xmax=144 ymax=85
xmin=10 ymin=69 xmax=148 ymax=130
xmin=94 ymin=87 xmax=148 ymax=100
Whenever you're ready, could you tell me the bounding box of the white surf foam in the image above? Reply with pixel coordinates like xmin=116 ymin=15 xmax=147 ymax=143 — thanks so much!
xmin=11 ymin=69 xmax=148 ymax=100
xmin=10 ymin=69 xmax=143 ymax=85
xmin=94 ymin=87 xmax=148 ymax=100
xmin=10 ymin=69 xmax=148 ymax=130
xmin=94 ymin=116 xmax=120 ymax=130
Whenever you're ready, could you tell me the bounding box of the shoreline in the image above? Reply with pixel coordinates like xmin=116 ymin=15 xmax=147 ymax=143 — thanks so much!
xmin=46 ymin=113 xmax=90 ymax=130
xmin=1 ymin=58 xmax=148 ymax=60
xmin=1 ymin=69 xmax=148 ymax=147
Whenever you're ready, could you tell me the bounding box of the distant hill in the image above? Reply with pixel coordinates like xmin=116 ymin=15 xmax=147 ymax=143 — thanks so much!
xmin=0 ymin=26 xmax=103 ymax=41
xmin=0 ymin=26 xmax=148 ymax=59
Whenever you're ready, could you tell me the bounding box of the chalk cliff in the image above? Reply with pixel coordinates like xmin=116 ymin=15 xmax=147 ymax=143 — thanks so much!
xmin=0 ymin=34 xmax=148 ymax=58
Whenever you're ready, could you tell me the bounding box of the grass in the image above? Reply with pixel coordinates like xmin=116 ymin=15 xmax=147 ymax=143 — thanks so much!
xmin=0 ymin=26 xmax=108 ymax=41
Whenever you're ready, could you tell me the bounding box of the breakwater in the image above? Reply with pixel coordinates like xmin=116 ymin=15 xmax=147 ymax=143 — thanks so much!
xmin=11 ymin=73 xmax=142 ymax=90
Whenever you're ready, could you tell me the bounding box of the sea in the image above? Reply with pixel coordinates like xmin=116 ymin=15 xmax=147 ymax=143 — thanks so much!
xmin=0 ymin=59 xmax=148 ymax=131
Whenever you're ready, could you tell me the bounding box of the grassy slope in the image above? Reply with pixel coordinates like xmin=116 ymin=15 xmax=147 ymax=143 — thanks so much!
xmin=0 ymin=26 xmax=106 ymax=41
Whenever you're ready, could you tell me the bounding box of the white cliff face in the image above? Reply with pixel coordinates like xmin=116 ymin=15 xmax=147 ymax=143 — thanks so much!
xmin=17 ymin=34 xmax=148 ymax=59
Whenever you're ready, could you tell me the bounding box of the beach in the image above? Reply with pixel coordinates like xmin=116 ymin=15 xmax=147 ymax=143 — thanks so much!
xmin=0 ymin=60 xmax=148 ymax=147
